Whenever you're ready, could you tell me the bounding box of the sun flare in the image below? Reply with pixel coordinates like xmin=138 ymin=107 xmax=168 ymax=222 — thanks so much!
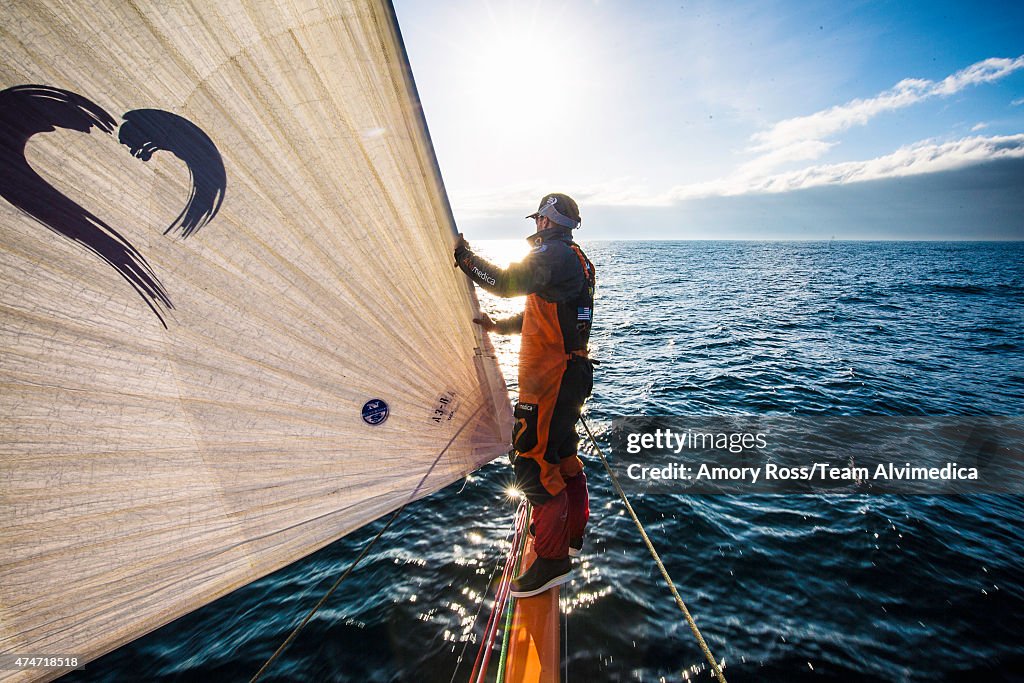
xmin=475 ymin=238 xmax=532 ymax=267
xmin=463 ymin=6 xmax=592 ymax=143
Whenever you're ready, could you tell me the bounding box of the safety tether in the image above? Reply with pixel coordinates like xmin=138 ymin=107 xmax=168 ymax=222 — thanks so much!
xmin=579 ymin=416 xmax=728 ymax=683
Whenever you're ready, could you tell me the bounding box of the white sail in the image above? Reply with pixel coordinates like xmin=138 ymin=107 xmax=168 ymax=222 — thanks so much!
xmin=0 ymin=1 xmax=511 ymax=678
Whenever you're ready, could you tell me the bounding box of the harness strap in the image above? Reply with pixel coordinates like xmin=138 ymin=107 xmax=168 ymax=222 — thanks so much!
xmin=569 ymin=243 xmax=595 ymax=288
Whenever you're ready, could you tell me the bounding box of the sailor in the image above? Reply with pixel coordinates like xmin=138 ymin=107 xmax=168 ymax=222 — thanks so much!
xmin=454 ymin=193 xmax=595 ymax=598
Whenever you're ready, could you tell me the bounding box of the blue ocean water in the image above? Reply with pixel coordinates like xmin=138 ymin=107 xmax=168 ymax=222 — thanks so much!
xmin=70 ymin=241 xmax=1024 ymax=682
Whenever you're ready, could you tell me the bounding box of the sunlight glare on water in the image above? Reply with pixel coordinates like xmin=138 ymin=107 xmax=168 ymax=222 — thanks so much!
xmin=468 ymin=239 xmax=533 ymax=384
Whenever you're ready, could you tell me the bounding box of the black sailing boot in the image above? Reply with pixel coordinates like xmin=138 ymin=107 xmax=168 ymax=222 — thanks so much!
xmin=509 ymin=557 xmax=572 ymax=598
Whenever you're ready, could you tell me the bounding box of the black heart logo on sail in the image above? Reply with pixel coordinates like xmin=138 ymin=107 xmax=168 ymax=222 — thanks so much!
xmin=0 ymin=84 xmax=226 ymax=327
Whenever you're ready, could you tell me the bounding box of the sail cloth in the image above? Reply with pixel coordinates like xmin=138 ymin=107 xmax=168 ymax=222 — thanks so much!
xmin=0 ymin=0 xmax=511 ymax=678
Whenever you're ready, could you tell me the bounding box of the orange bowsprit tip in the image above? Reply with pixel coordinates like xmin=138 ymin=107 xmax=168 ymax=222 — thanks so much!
xmin=503 ymin=536 xmax=562 ymax=683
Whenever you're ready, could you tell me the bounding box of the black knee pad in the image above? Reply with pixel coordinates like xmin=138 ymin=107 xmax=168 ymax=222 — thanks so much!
xmin=511 ymin=454 xmax=553 ymax=506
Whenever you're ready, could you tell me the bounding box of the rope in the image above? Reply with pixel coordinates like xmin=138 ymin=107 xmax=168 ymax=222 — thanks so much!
xmin=471 ymin=501 xmax=528 ymax=683
xmin=579 ymin=416 xmax=728 ymax=683
xmin=249 ymin=507 xmax=401 ymax=683
xmin=251 ymin=404 xmax=486 ymax=682
xmin=494 ymin=579 xmax=516 ymax=683
xmin=495 ymin=502 xmax=531 ymax=682
xmin=448 ymin=510 xmax=521 ymax=683
xmin=562 ymin=591 xmax=568 ymax=683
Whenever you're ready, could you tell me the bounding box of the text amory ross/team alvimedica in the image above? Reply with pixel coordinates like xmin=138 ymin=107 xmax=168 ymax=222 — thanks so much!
xmin=627 ymin=462 xmax=979 ymax=483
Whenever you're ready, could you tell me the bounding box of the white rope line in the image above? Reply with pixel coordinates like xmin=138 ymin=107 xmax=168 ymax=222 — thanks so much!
xmin=580 ymin=416 xmax=728 ymax=683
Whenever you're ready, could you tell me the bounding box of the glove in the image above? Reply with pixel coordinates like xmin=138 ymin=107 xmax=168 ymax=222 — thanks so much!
xmin=453 ymin=233 xmax=471 ymax=265
xmin=472 ymin=312 xmax=496 ymax=331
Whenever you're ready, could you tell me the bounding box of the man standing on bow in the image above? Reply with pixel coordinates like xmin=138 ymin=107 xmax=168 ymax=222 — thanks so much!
xmin=454 ymin=193 xmax=596 ymax=598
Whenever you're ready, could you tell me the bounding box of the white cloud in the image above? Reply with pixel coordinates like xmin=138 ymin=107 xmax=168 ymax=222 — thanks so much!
xmin=748 ymin=56 xmax=1024 ymax=171
xmin=673 ymin=134 xmax=1024 ymax=198
xmin=935 ymin=57 xmax=1024 ymax=95
xmin=449 ymin=184 xmax=539 ymax=219
xmin=450 ymin=177 xmax=675 ymax=218
xmin=453 ymin=134 xmax=1024 ymax=215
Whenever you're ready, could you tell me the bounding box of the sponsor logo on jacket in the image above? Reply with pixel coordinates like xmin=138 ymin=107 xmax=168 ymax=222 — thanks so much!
xmin=471 ymin=265 xmax=496 ymax=285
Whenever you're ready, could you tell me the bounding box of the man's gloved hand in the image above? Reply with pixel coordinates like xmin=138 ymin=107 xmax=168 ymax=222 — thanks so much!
xmin=454 ymin=233 xmax=471 ymax=265
xmin=472 ymin=312 xmax=496 ymax=331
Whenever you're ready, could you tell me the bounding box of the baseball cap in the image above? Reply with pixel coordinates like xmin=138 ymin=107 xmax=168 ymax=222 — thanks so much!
xmin=526 ymin=193 xmax=581 ymax=229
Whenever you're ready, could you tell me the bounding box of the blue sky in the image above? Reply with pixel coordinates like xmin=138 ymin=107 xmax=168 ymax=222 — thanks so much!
xmin=393 ymin=1 xmax=1024 ymax=239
